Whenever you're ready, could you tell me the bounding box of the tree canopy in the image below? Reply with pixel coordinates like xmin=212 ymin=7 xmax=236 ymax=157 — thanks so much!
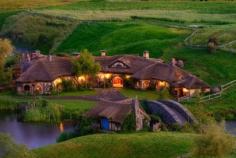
xmin=72 ymin=49 xmax=101 ymax=77
xmin=0 ymin=38 xmax=14 ymax=83
xmin=72 ymin=49 xmax=101 ymax=88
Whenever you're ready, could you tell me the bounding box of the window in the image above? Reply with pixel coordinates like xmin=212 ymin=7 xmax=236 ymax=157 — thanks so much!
xmin=24 ymin=85 xmax=30 ymax=91
xmin=111 ymin=61 xmax=128 ymax=69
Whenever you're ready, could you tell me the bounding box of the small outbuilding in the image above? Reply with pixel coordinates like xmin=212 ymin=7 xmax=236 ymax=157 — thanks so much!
xmin=86 ymin=98 xmax=150 ymax=131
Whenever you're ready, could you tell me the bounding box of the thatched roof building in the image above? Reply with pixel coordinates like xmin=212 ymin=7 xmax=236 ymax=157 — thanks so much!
xmin=86 ymin=98 xmax=150 ymax=131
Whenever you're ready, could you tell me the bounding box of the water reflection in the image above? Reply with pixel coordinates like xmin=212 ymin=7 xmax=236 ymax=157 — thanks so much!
xmin=0 ymin=113 xmax=74 ymax=149
xmin=225 ymin=121 xmax=236 ymax=136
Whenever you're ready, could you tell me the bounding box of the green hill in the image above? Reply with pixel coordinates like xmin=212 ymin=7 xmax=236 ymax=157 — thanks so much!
xmin=34 ymin=132 xmax=196 ymax=158
xmin=57 ymin=22 xmax=190 ymax=56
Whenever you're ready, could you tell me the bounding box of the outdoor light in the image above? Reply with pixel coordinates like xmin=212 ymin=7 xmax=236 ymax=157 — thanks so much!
xmin=78 ymin=76 xmax=86 ymax=82
xmin=105 ymin=73 xmax=112 ymax=79
xmin=125 ymin=75 xmax=131 ymax=79
xmin=183 ymin=88 xmax=189 ymax=93
xmin=159 ymin=81 xmax=166 ymax=87
xmin=53 ymin=78 xmax=62 ymax=86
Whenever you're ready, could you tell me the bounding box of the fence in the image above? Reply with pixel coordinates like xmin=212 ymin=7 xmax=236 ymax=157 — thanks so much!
xmin=178 ymin=79 xmax=236 ymax=103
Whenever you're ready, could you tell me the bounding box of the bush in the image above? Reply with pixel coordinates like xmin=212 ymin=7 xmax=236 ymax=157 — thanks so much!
xmin=192 ymin=123 xmax=235 ymax=158
xmin=78 ymin=116 xmax=97 ymax=136
xmin=23 ymin=99 xmax=63 ymax=123
xmin=56 ymin=131 xmax=79 ymax=143
xmin=122 ymin=113 xmax=136 ymax=131
xmin=61 ymin=79 xmax=77 ymax=92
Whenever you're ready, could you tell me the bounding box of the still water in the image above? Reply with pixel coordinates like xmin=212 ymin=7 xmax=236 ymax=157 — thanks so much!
xmin=0 ymin=113 xmax=74 ymax=149
xmin=225 ymin=121 xmax=236 ymax=135
xmin=0 ymin=112 xmax=236 ymax=149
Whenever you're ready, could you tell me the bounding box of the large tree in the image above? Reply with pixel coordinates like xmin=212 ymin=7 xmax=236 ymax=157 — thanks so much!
xmin=72 ymin=49 xmax=101 ymax=88
xmin=0 ymin=38 xmax=14 ymax=83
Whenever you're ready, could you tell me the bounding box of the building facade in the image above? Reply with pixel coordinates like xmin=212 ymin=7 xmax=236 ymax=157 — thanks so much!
xmin=15 ymin=51 xmax=210 ymax=97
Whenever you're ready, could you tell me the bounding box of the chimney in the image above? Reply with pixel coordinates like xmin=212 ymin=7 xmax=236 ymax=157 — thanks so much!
xmin=100 ymin=50 xmax=107 ymax=56
xmin=48 ymin=55 xmax=53 ymax=62
xmin=133 ymin=98 xmax=141 ymax=131
xmin=26 ymin=53 xmax=31 ymax=62
xmin=171 ymin=58 xmax=177 ymax=66
xmin=143 ymin=50 xmax=149 ymax=59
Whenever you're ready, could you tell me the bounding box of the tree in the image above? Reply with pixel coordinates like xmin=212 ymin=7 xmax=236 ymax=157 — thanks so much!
xmin=0 ymin=38 xmax=14 ymax=83
xmin=72 ymin=49 xmax=101 ymax=88
xmin=207 ymin=36 xmax=218 ymax=53
xmin=192 ymin=123 xmax=234 ymax=158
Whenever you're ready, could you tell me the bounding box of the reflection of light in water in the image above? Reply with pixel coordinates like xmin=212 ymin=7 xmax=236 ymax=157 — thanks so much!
xmin=59 ymin=122 xmax=64 ymax=132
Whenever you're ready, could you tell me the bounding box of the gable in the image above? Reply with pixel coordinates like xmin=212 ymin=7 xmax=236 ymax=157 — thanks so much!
xmin=109 ymin=61 xmax=129 ymax=69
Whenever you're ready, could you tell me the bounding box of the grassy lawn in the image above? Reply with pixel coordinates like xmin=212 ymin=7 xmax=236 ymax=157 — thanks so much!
xmin=53 ymin=90 xmax=96 ymax=97
xmin=34 ymin=132 xmax=196 ymax=158
xmin=48 ymin=99 xmax=95 ymax=114
xmin=119 ymin=88 xmax=162 ymax=100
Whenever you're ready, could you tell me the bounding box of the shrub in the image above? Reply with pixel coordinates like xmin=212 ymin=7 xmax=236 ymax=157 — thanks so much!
xmin=23 ymin=99 xmax=63 ymax=123
xmin=78 ymin=116 xmax=97 ymax=136
xmin=192 ymin=123 xmax=235 ymax=158
xmin=56 ymin=131 xmax=79 ymax=143
xmin=122 ymin=113 xmax=136 ymax=131
xmin=61 ymin=79 xmax=76 ymax=92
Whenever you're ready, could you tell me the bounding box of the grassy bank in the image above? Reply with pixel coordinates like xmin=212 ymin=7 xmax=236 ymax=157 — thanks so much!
xmin=34 ymin=132 xmax=196 ymax=158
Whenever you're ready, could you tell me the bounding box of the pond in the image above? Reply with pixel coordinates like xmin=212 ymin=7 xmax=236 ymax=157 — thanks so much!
xmin=0 ymin=112 xmax=74 ymax=149
xmin=225 ymin=121 xmax=236 ymax=136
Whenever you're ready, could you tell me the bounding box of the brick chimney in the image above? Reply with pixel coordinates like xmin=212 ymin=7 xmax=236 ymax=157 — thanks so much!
xmin=171 ymin=58 xmax=177 ymax=66
xmin=48 ymin=55 xmax=53 ymax=61
xmin=100 ymin=50 xmax=107 ymax=56
xmin=143 ymin=50 xmax=149 ymax=59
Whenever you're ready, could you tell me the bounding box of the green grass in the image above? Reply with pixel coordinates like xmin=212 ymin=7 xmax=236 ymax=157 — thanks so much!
xmin=161 ymin=47 xmax=236 ymax=85
xmin=0 ymin=11 xmax=18 ymax=29
xmin=54 ymin=90 xmax=96 ymax=96
xmin=49 ymin=1 xmax=236 ymax=14
xmin=119 ymin=88 xmax=162 ymax=100
xmin=1 ymin=12 xmax=78 ymax=53
xmin=48 ymin=99 xmax=95 ymax=114
xmin=57 ymin=21 xmax=190 ymax=56
xmin=189 ymin=24 xmax=236 ymax=46
xmin=34 ymin=132 xmax=196 ymax=158
xmin=0 ymin=0 xmax=77 ymax=10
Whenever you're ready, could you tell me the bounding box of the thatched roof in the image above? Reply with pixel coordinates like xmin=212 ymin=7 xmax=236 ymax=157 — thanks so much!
xmin=132 ymin=62 xmax=188 ymax=82
xmin=16 ymin=56 xmax=73 ymax=83
xmin=171 ymin=75 xmax=210 ymax=89
xmin=86 ymin=99 xmax=146 ymax=124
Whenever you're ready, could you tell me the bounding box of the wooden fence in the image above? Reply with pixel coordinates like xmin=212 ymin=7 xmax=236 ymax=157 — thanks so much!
xmin=178 ymin=79 xmax=236 ymax=103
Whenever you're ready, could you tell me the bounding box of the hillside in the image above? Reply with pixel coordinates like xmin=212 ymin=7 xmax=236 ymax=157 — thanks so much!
xmin=34 ymin=132 xmax=196 ymax=158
